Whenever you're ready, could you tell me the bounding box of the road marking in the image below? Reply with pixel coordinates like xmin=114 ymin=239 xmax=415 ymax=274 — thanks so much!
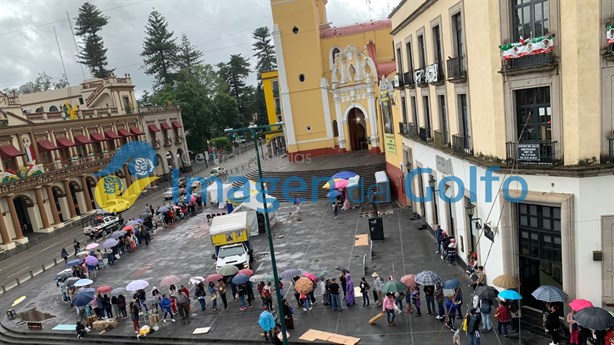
xmin=6 ymin=266 xmax=29 ymax=278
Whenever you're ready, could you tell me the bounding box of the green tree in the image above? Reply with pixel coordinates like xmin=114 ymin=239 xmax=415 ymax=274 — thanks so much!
xmin=176 ymin=34 xmax=203 ymax=75
xmin=252 ymin=26 xmax=277 ymax=77
xmin=141 ymin=10 xmax=178 ymax=89
xmin=217 ymin=54 xmax=251 ymax=119
xmin=75 ymin=2 xmax=114 ymax=78
xmin=54 ymin=74 xmax=69 ymax=89
xmin=17 ymin=72 xmax=54 ymax=94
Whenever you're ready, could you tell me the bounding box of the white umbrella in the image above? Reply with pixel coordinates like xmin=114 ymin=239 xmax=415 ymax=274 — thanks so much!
xmin=74 ymin=278 xmax=93 ymax=287
xmin=126 ymin=280 xmax=149 ymax=291
xmin=85 ymin=243 xmax=99 ymax=250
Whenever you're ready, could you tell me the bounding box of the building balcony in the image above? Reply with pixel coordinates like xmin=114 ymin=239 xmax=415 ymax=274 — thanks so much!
xmin=403 ymin=71 xmax=415 ymax=88
xmin=418 ymin=127 xmax=432 ymax=142
xmin=447 ymin=56 xmax=467 ymax=82
xmin=163 ymin=138 xmax=173 ymax=147
xmin=501 ymin=52 xmax=557 ymax=75
xmin=399 ymin=122 xmax=419 ymax=139
xmin=175 ymin=136 xmax=184 ymax=145
xmin=394 ymin=73 xmax=405 ymax=89
xmin=506 ymin=141 xmax=558 ymax=165
xmin=452 ymin=134 xmax=472 ymax=156
xmin=426 ymin=62 xmax=445 ymax=85
xmin=414 ymin=68 xmax=428 ymax=87
xmin=433 ymin=129 xmax=449 ymax=148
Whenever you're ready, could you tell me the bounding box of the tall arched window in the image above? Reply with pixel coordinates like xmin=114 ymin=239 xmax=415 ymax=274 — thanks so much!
xmin=333 ymin=120 xmax=339 ymax=137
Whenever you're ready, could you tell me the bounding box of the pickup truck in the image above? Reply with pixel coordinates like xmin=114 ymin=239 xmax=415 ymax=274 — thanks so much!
xmin=210 ymin=212 xmax=253 ymax=272
xmin=83 ymin=215 xmax=121 ymax=239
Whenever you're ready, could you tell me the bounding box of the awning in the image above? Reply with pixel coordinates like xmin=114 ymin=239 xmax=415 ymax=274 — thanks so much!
xmin=56 ymin=137 xmax=75 ymax=148
xmin=160 ymin=122 xmax=172 ymax=131
xmin=0 ymin=145 xmax=24 ymax=158
xmin=172 ymin=120 xmax=182 ymax=129
xmin=105 ymin=131 xmax=121 ymax=140
xmin=118 ymin=129 xmax=132 ymax=137
xmin=148 ymin=124 xmax=160 ymax=133
xmin=130 ymin=127 xmax=144 ymax=135
xmin=89 ymin=131 xmax=105 ymax=142
xmin=74 ymin=134 xmax=92 ymax=145
xmin=37 ymin=139 xmax=59 ymax=152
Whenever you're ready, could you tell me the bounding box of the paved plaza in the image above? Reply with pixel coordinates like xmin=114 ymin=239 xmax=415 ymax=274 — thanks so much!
xmin=0 ymin=201 xmax=546 ymax=344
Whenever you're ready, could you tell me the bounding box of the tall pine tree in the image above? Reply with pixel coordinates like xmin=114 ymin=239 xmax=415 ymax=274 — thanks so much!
xmin=217 ymin=54 xmax=251 ymax=120
xmin=176 ymin=34 xmax=203 ymax=75
xmin=252 ymin=26 xmax=277 ymax=77
xmin=75 ymin=2 xmax=114 ymax=78
xmin=141 ymin=10 xmax=178 ymax=89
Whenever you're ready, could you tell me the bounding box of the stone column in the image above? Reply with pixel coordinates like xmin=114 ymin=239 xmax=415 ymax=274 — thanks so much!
xmin=367 ymin=88 xmax=379 ymax=149
xmin=7 ymin=196 xmax=24 ymax=240
xmin=81 ymin=176 xmax=93 ymax=211
xmin=63 ymin=180 xmax=77 ymax=219
xmin=34 ymin=188 xmax=50 ymax=229
xmin=46 ymin=185 xmax=61 ymax=225
xmin=123 ymin=166 xmax=132 ymax=187
xmin=334 ymin=93 xmax=346 ymax=149
xmin=0 ymin=211 xmax=11 ymax=245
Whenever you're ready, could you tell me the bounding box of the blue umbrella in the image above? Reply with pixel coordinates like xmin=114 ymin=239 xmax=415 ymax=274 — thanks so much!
xmin=331 ymin=171 xmax=358 ymax=180
xmin=499 ymin=289 xmax=522 ymax=301
xmin=110 ymin=230 xmax=127 ymax=239
xmin=326 ymin=190 xmax=342 ymax=198
xmin=532 ymin=285 xmax=567 ymax=302
xmin=231 ymin=274 xmax=250 ymax=285
xmin=72 ymin=288 xmax=95 ymax=307
xmin=442 ymin=279 xmax=461 ymax=289
xmin=126 ymin=220 xmax=139 ymax=226
xmin=158 ymin=206 xmax=169 ymax=213
xmin=66 ymin=259 xmax=82 ymax=267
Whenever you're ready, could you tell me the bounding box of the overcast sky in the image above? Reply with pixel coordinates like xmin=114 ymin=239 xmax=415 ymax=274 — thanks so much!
xmin=0 ymin=0 xmax=393 ymax=96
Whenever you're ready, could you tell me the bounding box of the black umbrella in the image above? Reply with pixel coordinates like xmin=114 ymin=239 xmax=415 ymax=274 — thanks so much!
xmin=475 ymin=286 xmax=499 ymax=300
xmin=574 ymin=307 xmax=614 ymax=330
xmin=335 ymin=266 xmax=350 ymax=274
xmin=65 ymin=277 xmax=80 ymax=287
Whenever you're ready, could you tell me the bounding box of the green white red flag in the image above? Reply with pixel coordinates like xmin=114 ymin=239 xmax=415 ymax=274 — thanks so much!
xmin=607 ymin=25 xmax=614 ymax=44
xmin=499 ymin=35 xmax=554 ymax=60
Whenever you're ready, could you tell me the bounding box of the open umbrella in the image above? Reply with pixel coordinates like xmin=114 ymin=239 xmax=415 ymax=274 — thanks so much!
xmin=281 ymin=269 xmax=302 ymax=279
xmin=66 ymin=259 xmax=82 ymax=267
xmin=85 ymin=243 xmax=99 ymax=250
xmin=122 ymin=225 xmax=134 ymax=231
xmin=382 ymin=281 xmax=407 ymax=294
xmin=232 ymin=274 xmax=250 ymax=285
xmin=493 ymin=274 xmax=519 ymax=289
xmin=443 ymin=288 xmax=456 ymax=297
xmin=76 ymin=251 xmax=90 ymax=257
xmin=326 ymin=190 xmax=342 ymax=198
xmin=294 ymin=277 xmax=314 ymax=294
xmin=334 ymin=267 xmax=350 ymax=274
xmin=111 ymin=287 xmax=126 ymax=297
xmin=85 ymin=256 xmax=99 ymax=267
xmin=11 ymin=296 xmax=26 ymax=307
xmin=74 ymin=278 xmax=93 ymax=287
xmin=65 ymin=277 xmax=80 ymax=287
xmin=569 ymin=299 xmax=594 ymax=312
xmin=302 ymin=272 xmax=317 ymax=282
xmin=54 ymin=269 xmax=73 ymax=281
xmin=442 ymin=279 xmax=461 ymax=289
xmin=126 ymin=280 xmax=149 ymax=291
xmin=160 ymin=275 xmax=182 ymax=287
xmin=574 ymin=307 xmax=614 ymax=330
xmin=158 ymin=206 xmax=169 ymax=213
xmin=498 ymin=289 xmax=522 ymax=301
xmin=126 ymin=221 xmax=139 ymax=226
xmin=103 ymin=238 xmax=119 ymax=249
xmin=72 ymin=288 xmax=95 ymax=307
xmin=475 ymin=286 xmax=499 ymax=300
xmin=206 ymin=274 xmax=223 ymax=283
xmin=532 ymin=285 xmax=568 ymax=302
xmin=110 ymin=231 xmax=127 ymax=239
xmin=331 ymin=171 xmax=358 ymax=180
xmin=139 ymin=212 xmax=152 ymax=219
xmin=135 ymin=218 xmax=144 ymax=223
xmin=400 ymin=274 xmax=416 ymax=288
xmin=415 ymin=270 xmax=441 ymax=286
xmin=322 ymin=179 xmax=349 ymax=190
xmin=250 ymin=274 xmax=274 ymax=283
xmin=218 ymin=265 xmax=239 ymax=276
xmin=317 ymin=270 xmax=329 ymax=280
xmin=189 ymin=276 xmax=205 ymax=285
xmin=96 ymin=285 xmax=113 ymax=294
xmin=239 ymin=269 xmax=254 ymax=276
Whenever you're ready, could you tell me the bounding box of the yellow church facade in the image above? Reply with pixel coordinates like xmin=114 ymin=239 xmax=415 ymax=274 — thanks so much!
xmin=268 ymin=0 xmax=396 ymax=162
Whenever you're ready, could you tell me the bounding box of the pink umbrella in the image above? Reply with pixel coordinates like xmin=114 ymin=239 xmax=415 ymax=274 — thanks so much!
xmin=400 ymin=274 xmax=417 ymax=288
xmin=239 ymin=269 xmax=253 ymax=276
xmin=334 ymin=179 xmax=349 ymax=190
xmin=96 ymin=285 xmax=113 ymax=294
xmin=207 ymin=274 xmax=223 ymax=283
xmin=122 ymin=225 xmax=133 ymax=231
xmin=569 ymin=299 xmax=593 ymax=312
xmin=302 ymin=271 xmax=317 ymax=282
xmin=160 ymin=275 xmax=181 ymax=287
xmin=85 ymin=243 xmax=99 ymax=250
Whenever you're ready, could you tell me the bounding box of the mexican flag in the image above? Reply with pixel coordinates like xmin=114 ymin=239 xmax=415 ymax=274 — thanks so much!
xmin=499 ymin=35 xmax=554 ymax=60
xmin=607 ymin=24 xmax=614 ymax=44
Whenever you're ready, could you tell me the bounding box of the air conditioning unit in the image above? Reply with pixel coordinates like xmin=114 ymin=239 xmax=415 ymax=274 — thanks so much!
xmin=392 ymin=75 xmax=400 ymax=88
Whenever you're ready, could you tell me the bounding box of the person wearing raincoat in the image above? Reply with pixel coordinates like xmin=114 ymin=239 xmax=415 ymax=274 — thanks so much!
xmin=345 ymin=274 xmax=356 ymax=306
xmin=258 ymin=306 xmax=276 ymax=342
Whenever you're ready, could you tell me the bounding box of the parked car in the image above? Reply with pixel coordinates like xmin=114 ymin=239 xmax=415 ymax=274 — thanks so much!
xmin=163 ymin=187 xmax=186 ymax=200
xmin=234 ymin=137 xmax=246 ymax=144
xmin=209 ymin=167 xmax=228 ymax=178
xmin=101 ymin=199 xmax=131 ymax=213
xmin=83 ymin=215 xmax=121 ymax=239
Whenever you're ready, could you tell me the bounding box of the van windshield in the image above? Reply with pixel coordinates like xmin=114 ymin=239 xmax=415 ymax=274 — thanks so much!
xmin=219 ymin=246 xmax=245 ymax=258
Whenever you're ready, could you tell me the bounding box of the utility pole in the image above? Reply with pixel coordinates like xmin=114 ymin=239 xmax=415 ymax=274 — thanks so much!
xmin=66 ymin=11 xmax=87 ymax=80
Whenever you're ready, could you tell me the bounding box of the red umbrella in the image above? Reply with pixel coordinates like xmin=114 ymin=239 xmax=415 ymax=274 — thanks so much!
xmin=239 ymin=269 xmax=253 ymax=276
xmin=207 ymin=274 xmax=223 ymax=283
xmin=302 ymin=271 xmax=317 ymax=282
xmin=96 ymin=285 xmax=113 ymax=294
xmin=569 ymin=299 xmax=593 ymax=312
xmin=122 ymin=225 xmax=133 ymax=231
xmin=400 ymin=274 xmax=417 ymax=288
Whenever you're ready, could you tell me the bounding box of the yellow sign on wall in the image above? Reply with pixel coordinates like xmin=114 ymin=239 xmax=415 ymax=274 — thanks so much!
xmin=211 ymin=229 xmax=249 ymax=247
xmin=385 ymin=134 xmax=396 ymax=154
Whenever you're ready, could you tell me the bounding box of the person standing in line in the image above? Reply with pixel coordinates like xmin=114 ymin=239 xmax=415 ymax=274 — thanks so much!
xmin=258 ymin=306 xmax=276 ymax=342
xmin=195 ymin=282 xmax=207 ymax=311
xmin=434 ymin=225 xmax=444 ymax=254
xmin=319 ymin=278 xmax=329 ymax=306
xmin=238 ymin=283 xmax=248 ymax=311
xmin=246 ymin=280 xmax=255 ymax=307
xmin=176 ymin=290 xmax=190 ymax=324
xmin=61 ymin=248 xmax=69 ymax=264
xmin=411 ymin=286 xmax=421 ymax=317
xmin=328 ymin=278 xmax=342 ymax=312
xmin=118 ymin=293 xmax=127 ymax=318
xmin=102 ymin=294 xmax=113 ymax=318
xmin=424 ymin=284 xmax=435 ymax=315
xmin=263 ymin=282 xmax=274 ymax=311
xmin=567 ymin=308 xmax=579 ymax=345
xmin=383 ymin=293 xmax=396 ymax=327
xmin=446 ymin=295 xmax=458 ymax=331
xmin=129 ymin=302 xmax=141 ymax=334
xmin=300 ymin=292 xmax=311 ymax=311
xmin=218 ymin=281 xmax=228 ymax=310
xmin=111 ymin=295 xmax=120 ymax=318
xmin=466 ymin=308 xmax=483 ymax=345
xmin=495 ymin=300 xmax=511 ymax=337
xmin=345 ymin=274 xmax=356 ymax=307
xmin=340 ymin=272 xmax=347 ymax=301
xmin=359 ymin=277 xmax=370 ymax=307
xmin=372 ymin=273 xmax=383 ymax=306
xmin=208 ymin=282 xmax=218 ymax=310
xmin=282 ymin=298 xmax=294 ymax=330
xmin=480 ymin=298 xmax=493 ymax=331
xmin=469 ymin=266 xmax=486 ymax=290
xmin=545 ymin=304 xmax=561 ymax=345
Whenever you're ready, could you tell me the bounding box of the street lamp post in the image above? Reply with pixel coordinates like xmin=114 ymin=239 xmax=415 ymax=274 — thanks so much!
xmin=225 ymin=123 xmax=287 ymax=344
xmin=465 ymin=202 xmax=481 ymax=256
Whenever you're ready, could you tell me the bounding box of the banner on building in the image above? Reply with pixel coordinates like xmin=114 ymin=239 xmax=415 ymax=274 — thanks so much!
xmin=499 ymin=35 xmax=554 ymax=60
xmin=607 ymin=24 xmax=614 ymax=44
xmin=379 ymin=77 xmax=394 ymax=135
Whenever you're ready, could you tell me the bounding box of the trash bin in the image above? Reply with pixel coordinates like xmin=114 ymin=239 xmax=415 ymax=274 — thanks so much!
xmin=369 ymin=217 xmax=384 ymax=241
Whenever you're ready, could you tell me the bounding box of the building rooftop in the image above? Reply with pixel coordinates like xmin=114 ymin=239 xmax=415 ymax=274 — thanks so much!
xmin=319 ymin=19 xmax=391 ymax=39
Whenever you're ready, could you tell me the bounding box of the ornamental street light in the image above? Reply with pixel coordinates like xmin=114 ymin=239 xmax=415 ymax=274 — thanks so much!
xmin=224 ymin=122 xmax=287 ymax=344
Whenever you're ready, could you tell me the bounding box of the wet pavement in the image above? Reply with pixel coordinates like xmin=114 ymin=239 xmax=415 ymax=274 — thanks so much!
xmin=0 ymin=201 xmax=545 ymax=344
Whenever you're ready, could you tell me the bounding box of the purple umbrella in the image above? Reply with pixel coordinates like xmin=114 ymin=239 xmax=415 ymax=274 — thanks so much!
xmin=85 ymin=256 xmax=99 ymax=267
xmin=331 ymin=171 xmax=358 ymax=180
